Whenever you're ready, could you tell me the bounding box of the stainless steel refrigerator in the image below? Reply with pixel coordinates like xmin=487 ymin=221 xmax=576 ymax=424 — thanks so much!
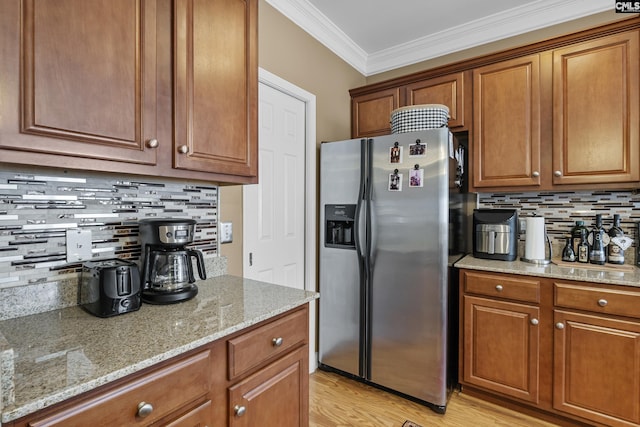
xmin=318 ymin=128 xmax=471 ymax=413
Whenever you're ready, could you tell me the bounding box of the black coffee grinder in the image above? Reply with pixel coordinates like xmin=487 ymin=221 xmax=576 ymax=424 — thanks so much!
xmin=139 ymin=218 xmax=206 ymax=304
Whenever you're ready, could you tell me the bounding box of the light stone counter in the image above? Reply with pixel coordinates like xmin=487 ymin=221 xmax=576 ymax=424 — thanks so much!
xmin=0 ymin=275 xmax=319 ymax=424
xmin=455 ymin=255 xmax=640 ymax=287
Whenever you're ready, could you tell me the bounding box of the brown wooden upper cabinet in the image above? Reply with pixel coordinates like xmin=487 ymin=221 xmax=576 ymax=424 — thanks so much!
xmin=552 ymin=31 xmax=639 ymax=186
xmin=351 ymin=88 xmax=401 ymax=138
xmin=0 ymin=0 xmax=159 ymax=165
xmin=0 ymin=0 xmax=257 ymax=184
xmin=472 ymin=55 xmax=542 ymax=189
xmin=404 ymin=71 xmax=469 ymax=130
xmin=351 ymin=71 xmax=468 ymax=138
xmin=173 ymin=0 xmax=257 ymax=178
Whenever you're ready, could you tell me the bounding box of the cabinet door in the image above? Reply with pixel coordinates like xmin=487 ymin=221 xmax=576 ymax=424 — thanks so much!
xmin=0 ymin=0 xmax=158 ymax=165
xmin=463 ymin=295 xmax=540 ymax=403
xmin=351 ymin=88 xmax=400 ymax=138
xmin=472 ymin=55 xmax=542 ymax=188
xmin=552 ymin=31 xmax=639 ymax=186
xmin=404 ymin=71 xmax=468 ymax=129
xmin=554 ymin=310 xmax=640 ymax=426
xmin=228 ymin=346 xmax=308 ymax=427
xmin=173 ymin=0 xmax=258 ymax=177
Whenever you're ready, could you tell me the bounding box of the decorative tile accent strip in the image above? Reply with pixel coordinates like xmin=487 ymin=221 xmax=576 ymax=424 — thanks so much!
xmin=479 ymin=190 xmax=640 ymax=264
xmin=0 ymin=166 xmax=222 ymax=319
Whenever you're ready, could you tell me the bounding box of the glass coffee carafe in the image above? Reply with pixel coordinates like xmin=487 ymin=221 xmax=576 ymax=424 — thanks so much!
xmin=147 ymin=249 xmax=206 ymax=291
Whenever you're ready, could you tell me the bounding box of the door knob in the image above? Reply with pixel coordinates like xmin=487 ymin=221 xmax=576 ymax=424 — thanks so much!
xmin=178 ymin=145 xmax=189 ymax=154
xmin=146 ymin=139 xmax=158 ymax=148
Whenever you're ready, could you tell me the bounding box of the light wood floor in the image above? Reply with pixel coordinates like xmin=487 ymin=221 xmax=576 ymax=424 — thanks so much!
xmin=309 ymin=370 xmax=559 ymax=427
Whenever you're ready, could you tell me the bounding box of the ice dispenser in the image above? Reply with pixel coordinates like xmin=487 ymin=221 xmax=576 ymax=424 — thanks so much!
xmin=325 ymin=204 xmax=355 ymax=249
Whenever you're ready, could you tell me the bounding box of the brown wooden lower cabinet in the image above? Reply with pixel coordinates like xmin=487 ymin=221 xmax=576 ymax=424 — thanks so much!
xmin=460 ymin=269 xmax=640 ymax=427
xmin=10 ymin=305 xmax=309 ymax=427
xmin=228 ymin=346 xmax=309 ymax=427
xmin=463 ymin=295 xmax=540 ymax=404
xmin=554 ymin=310 xmax=640 ymax=427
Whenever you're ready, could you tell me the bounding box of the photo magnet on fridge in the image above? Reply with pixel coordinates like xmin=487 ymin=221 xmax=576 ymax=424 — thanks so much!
xmin=389 ymin=142 xmax=403 ymax=164
xmin=409 ymin=167 xmax=424 ymax=188
xmin=409 ymin=140 xmax=426 ymax=157
xmin=388 ymin=170 xmax=402 ymax=191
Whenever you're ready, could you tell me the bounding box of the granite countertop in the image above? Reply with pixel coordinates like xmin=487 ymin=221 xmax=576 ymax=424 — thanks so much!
xmin=0 ymin=275 xmax=319 ymax=424
xmin=455 ymin=255 xmax=640 ymax=288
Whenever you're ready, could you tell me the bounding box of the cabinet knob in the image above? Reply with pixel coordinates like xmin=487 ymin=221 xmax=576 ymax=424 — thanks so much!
xmin=532 ymin=171 xmax=540 ymax=177
xmin=146 ymin=139 xmax=158 ymax=148
xmin=598 ymin=299 xmax=608 ymax=307
xmin=272 ymin=337 xmax=284 ymax=347
xmin=555 ymin=322 xmax=565 ymax=329
xmin=530 ymin=318 xmax=539 ymax=325
xmin=137 ymin=401 xmax=154 ymax=418
xmin=234 ymin=405 xmax=247 ymax=417
xmin=495 ymin=285 xmax=503 ymax=292
xmin=178 ymin=145 xmax=189 ymax=154
xmin=554 ymin=170 xmax=562 ymax=177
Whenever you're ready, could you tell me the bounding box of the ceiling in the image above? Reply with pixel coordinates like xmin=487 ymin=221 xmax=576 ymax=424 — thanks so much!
xmin=265 ymin=0 xmax=614 ymax=76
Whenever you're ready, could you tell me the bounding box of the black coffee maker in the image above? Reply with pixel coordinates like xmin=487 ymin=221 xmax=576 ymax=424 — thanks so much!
xmin=139 ymin=218 xmax=206 ymax=304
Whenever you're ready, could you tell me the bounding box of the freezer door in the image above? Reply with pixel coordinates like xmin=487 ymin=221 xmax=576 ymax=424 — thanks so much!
xmin=368 ymin=129 xmax=450 ymax=406
xmin=319 ymin=138 xmax=363 ymax=377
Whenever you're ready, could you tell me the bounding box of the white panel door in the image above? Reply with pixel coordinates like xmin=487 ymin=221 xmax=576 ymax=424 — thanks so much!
xmin=243 ymin=82 xmax=306 ymax=289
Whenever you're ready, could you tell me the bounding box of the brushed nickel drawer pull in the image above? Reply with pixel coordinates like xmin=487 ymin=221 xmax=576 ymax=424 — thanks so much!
xmin=598 ymin=299 xmax=608 ymax=307
xmin=495 ymin=285 xmax=503 ymax=292
xmin=555 ymin=322 xmax=565 ymax=330
xmin=530 ymin=318 xmax=539 ymax=325
xmin=137 ymin=401 xmax=154 ymax=418
xmin=272 ymin=337 xmax=283 ymax=347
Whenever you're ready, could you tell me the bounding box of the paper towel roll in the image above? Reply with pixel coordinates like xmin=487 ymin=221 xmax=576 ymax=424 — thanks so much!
xmin=525 ymin=216 xmax=547 ymax=261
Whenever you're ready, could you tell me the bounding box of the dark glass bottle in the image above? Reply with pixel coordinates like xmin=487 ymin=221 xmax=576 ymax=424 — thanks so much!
xmin=607 ymin=214 xmax=625 ymax=264
xmin=561 ymin=237 xmax=576 ymax=262
xmin=589 ymin=214 xmax=606 ymax=265
xmin=570 ymin=220 xmax=588 ymax=255
xmin=577 ymin=228 xmax=590 ymax=263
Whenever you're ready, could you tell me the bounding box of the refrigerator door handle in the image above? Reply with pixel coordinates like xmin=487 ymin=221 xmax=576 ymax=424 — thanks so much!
xmin=354 ymin=139 xmax=368 ymax=260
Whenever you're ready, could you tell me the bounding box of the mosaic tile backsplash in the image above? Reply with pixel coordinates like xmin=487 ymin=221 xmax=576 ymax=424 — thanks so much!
xmin=479 ymin=190 xmax=640 ymax=264
xmin=0 ymin=166 xmax=222 ymax=320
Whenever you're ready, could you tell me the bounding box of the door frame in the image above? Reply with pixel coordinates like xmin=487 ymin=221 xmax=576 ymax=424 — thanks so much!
xmin=257 ymin=67 xmax=318 ymax=370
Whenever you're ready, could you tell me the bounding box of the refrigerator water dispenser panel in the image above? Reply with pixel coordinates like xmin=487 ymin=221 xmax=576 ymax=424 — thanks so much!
xmin=325 ymin=204 xmax=356 ymax=249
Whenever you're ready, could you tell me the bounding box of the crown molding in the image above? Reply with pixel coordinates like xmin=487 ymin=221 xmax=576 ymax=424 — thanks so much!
xmin=264 ymin=0 xmax=369 ymax=74
xmin=265 ymin=0 xmax=613 ymax=76
xmin=366 ymin=0 xmax=613 ymax=75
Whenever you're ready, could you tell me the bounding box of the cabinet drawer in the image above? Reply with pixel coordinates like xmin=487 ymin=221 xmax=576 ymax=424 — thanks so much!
xmin=554 ymin=282 xmax=640 ymax=319
xmin=29 ymin=350 xmax=211 ymax=427
xmin=463 ymin=271 xmax=540 ymax=303
xmin=228 ymin=307 xmax=307 ymax=380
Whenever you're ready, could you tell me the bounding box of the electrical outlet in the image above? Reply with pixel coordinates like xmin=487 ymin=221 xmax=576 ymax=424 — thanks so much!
xmin=66 ymin=229 xmax=93 ymax=262
xmin=519 ymin=219 xmax=527 ymax=232
xmin=220 ymin=222 xmax=233 ymax=244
